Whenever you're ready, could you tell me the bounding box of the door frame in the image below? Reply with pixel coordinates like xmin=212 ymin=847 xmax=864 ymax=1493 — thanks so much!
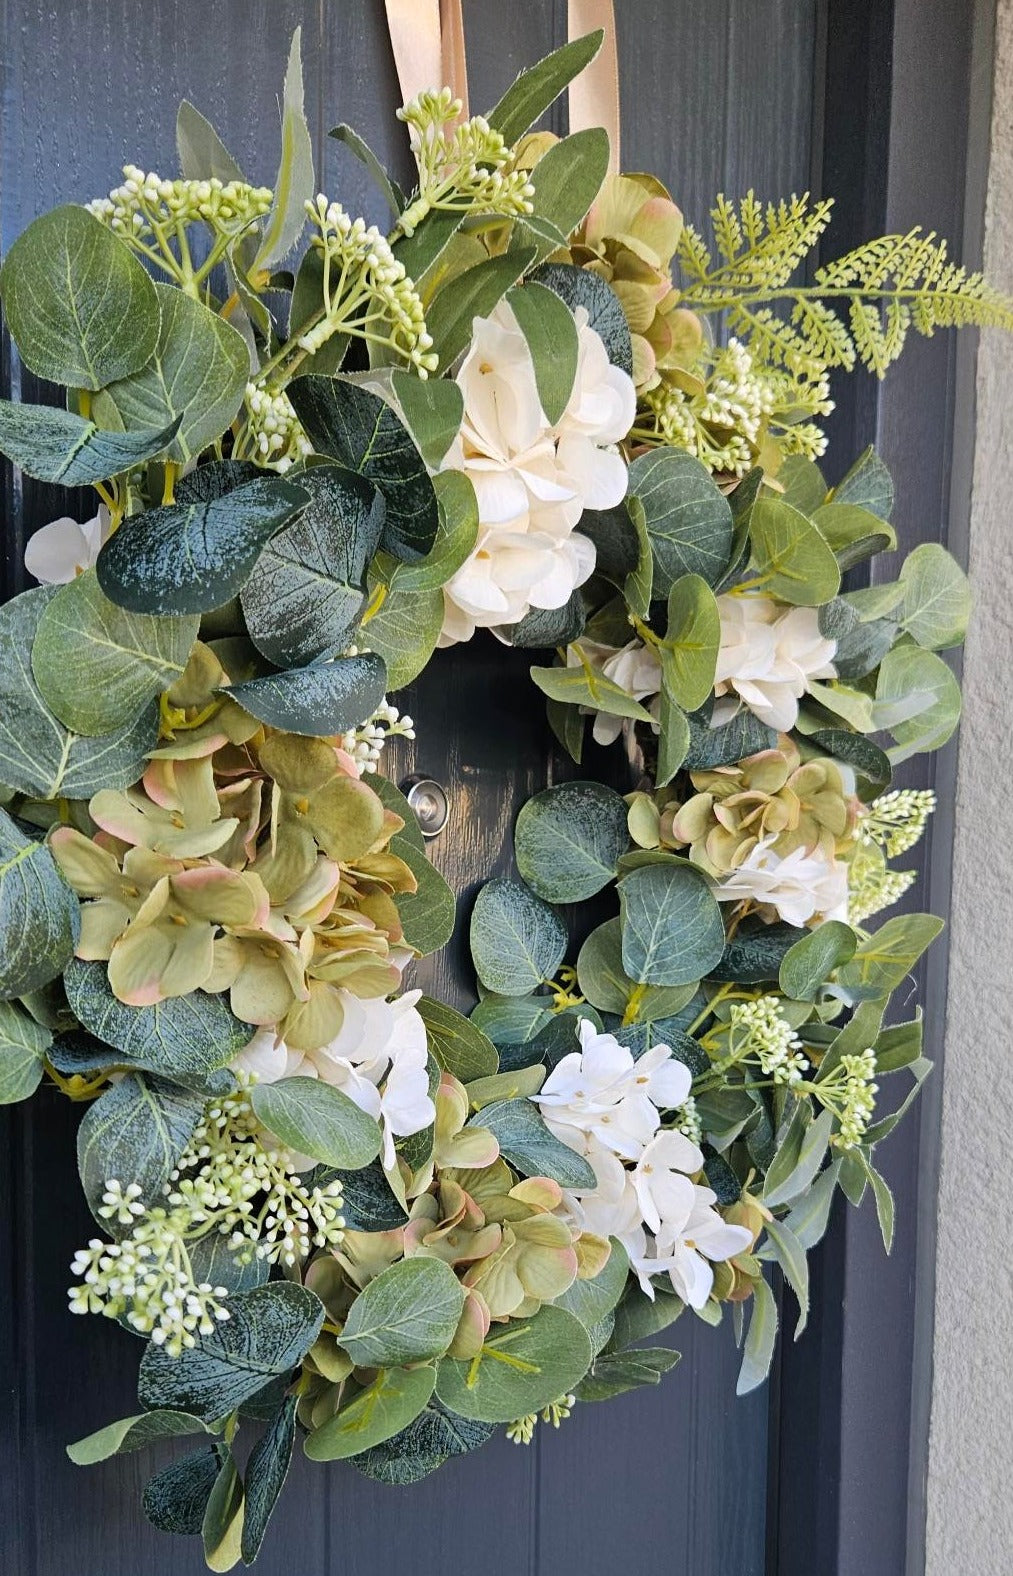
xmin=770 ymin=2 xmax=995 ymax=1572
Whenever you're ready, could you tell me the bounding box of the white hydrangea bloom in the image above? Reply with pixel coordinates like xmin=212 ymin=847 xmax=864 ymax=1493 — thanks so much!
xmin=440 ymin=301 xmax=636 ymax=644
xmin=234 ymin=989 xmax=434 ymax=1169
xmin=714 ymin=593 xmax=838 ymax=732
xmin=715 ymin=838 xmax=849 ymax=926
xmin=24 ymin=505 xmax=111 ymax=584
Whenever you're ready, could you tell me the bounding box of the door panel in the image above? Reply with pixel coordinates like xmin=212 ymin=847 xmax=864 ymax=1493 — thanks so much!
xmin=0 ymin=4 xmax=821 ymax=1571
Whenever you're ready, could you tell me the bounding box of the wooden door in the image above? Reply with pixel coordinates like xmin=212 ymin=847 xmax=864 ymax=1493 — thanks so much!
xmin=1 ymin=3 xmax=976 ymax=1573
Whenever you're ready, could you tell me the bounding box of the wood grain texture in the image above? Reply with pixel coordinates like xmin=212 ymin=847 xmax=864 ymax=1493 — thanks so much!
xmin=0 ymin=3 xmax=823 ymax=1571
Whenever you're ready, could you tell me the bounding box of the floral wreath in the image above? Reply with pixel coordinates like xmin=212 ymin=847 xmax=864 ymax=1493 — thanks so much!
xmin=0 ymin=18 xmax=1004 ymax=1569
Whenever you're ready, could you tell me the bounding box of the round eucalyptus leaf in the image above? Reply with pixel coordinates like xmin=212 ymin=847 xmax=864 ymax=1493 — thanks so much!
xmin=32 ymin=570 xmax=199 ymax=736
xmin=241 ymin=465 xmax=384 ymax=667
xmin=618 ymin=861 xmax=726 ymax=987
xmin=138 ymin=1283 xmax=325 ymax=1423
xmin=64 ymin=958 xmax=250 ymax=1080
xmin=627 ymin=449 xmax=733 ymax=596
xmin=470 ymin=878 xmax=567 ymax=996
xmin=530 ymin=262 xmax=633 ymax=375
xmin=304 ymin=1365 xmax=438 ymax=1463
xmin=362 ymin=573 xmax=445 ymax=690
xmin=349 ymin=1399 xmax=495 ymax=1485
xmin=96 ymin=476 xmax=308 ymax=616
xmin=339 ymin=1259 xmax=466 ymax=1369
xmin=747 ymin=496 xmax=841 ymax=606
xmin=898 ymin=542 xmax=972 ymax=650
xmin=514 ymin=780 xmax=629 ymax=903
xmin=474 ymin=1098 xmax=596 ymax=1187
xmin=250 ymin=1076 xmax=381 ymax=1170
xmin=417 ymin=996 xmax=498 ymax=1081
xmin=0 ymin=588 xmax=158 ymax=799
xmin=435 ymin=1304 xmax=593 ymax=1423
xmin=0 ymin=999 xmax=51 ymax=1103
xmin=0 ymin=205 xmax=160 ymax=388
xmin=76 ymin=1071 xmax=206 ymax=1216
xmin=392 ymin=842 xmax=457 ymax=955
xmin=93 ymin=282 xmax=249 ymax=464
xmin=224 ymin=651 xmax=387 ymax=737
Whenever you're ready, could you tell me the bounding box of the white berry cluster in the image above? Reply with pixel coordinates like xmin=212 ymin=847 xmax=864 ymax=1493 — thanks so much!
xmin=670 ymin=1093 xmax=703 ymax=1144
xmin=300 ymin=196 xmax=438 ymax=375
xmin=639 ymin=338 xmax=833 ymax=474
xmin=67 ymin=1091 xmax=344 ymax=1356
xmin=243 ymin=382 xmax=313 ymax=471
xmin=847 ymin=842 xmax=918 ymax=925
xmin=396 ymin=89 xmax=535 ymax=238
xmin=828 ymin=1049 xmax=879 ymax=1150
xmin=86 ymin=165 xmax=273 ymax=243
xmin=728 ymin=996 xmax=809 ymax=1087
xmin=859 ymin=789 xmax=937 ymax=858
xmin=340 ymin=697 xmax=416 ymax=774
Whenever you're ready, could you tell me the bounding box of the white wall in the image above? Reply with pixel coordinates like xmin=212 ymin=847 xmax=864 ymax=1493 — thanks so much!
xmin=926 ymin=0 xmax=1013 ymax=1567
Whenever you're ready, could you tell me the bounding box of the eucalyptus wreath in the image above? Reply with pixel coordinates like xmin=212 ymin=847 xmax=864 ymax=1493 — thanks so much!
xmin=0 ymin=27 xmax=1000 ymax=1570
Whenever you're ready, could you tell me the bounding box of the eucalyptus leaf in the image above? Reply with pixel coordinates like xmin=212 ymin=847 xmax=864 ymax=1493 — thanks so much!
xmin=618 ymin=862 xmax=725 ymax=987
xmin=778 ymin=456 xmax=827 ymax=515
xmin=389 ymin=371 xmax=463 ymax=468
xmin=349 ymin=1399 xmax=494 ymax=1485
xmin=607 ymin=1282 xmax=684 ymax=1351
xmin=250 ymin=1077 xmax=381 ymax=1170
xmin=470 ymin=878 xmax=567 ymax=996
xmin=64 ymin=958 xmax=250 ymax=1080
xmin=0 ymin=205 xmax=160 ymax=388
xmin=77 ymin=1071 xmax=205 ymax=1216
xmin=393 ymin=841 xmax=456 ymax=955
xmin=314 ymin=1160 xmax=407 ymax=1233
xmin=831 ymin=446 xmax=894 ymax=520
xmin=506 ymin=281 xmax=579 ymax=423
xmin=514 ymin=780 xmax=628 ymax=903
xmin=576 ymin=1346 xmax=682 ymax=1402
xmin=287 ymin=377 xmax=439 ymax=562
xmin=555 ymin=1238 xmax=630 ymax=1332
xmin=304 ymin=1365 xmax=437 ymax=1463
xmin=779 ymin=921 xmax=858 ymax=1001
xmin=67 ymin=1409 xmax=211 ymax=1466
xmin=138 ymin=1283 xmax=325 ymax=1423
xmin=0 ymin=807 xmax=79 ymax=1000
xmin=627 ymin=449 xmax=733 ymax=595
xmin=474 ymin=1098 xmax=596 ymax=1187
xmin=143 ymin=1448 xmax=222 ymax=1537
xmin=436 ymin=1305 xmax=593 ymax=1423
xmin=94 ymin=283 xmax=249 ymax=464
xmin=384 ymin=470 xmax=478 ymax=593
xmin=506 ymin=592 xmax=585 ymax=649
xmin=240 ymin=466 xmax=384 ymax=666
xmin=663 ymin=573 xmax=721 ymax=711
xmin=748 ymin=497 xmax=841 ymax=605
xmin=340 ymin=1258 xmax=465 ymax=1368
xmin=0 ymin=999 xmax=51 ymax=1103
xmin=707 ymin=923 xmax=800 ymax=984
xmin=683 ymin=701 xmax=777 ymax=768
xmin=241 ymin=1395 xmax=298 ymax=1565
xmin=202 ymin=1448 xmax=245 ymax=1573
xmin=0 ymin=401 xmax=181 ymax=484
xmin=656 ymin=675 xmax=691 ymax=787
xmin=417 ymin=997 xmax=498 ymax=1081
xmin=875 ymin=645 xmax=962 ymax=762
xmin=32 ymin=570 xmax=199 ymax=736
xmin=361 ymin=573 xmax=444 ymax=689
xmin=224 ymin=652 xmax=387 ymax=737
xmin=97 ymin=477 xmax=307 ymax=616
xmin=254 ymin=27 xmax=314 ymax=269
xmin=898 ymin=543 xmax=972 ymax=650
xmin=529 ymin=660 xmax=653 ymax=721
xmin=812 ymin=501 xmax=896 ymax=568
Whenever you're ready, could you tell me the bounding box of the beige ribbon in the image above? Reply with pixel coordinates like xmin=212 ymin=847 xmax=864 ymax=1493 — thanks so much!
xmin=383 ymin=0 xmax=620 ymax=171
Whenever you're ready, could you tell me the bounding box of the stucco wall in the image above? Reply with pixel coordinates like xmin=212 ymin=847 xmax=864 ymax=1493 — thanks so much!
xmin=925 ymin=0 xmax=1013 ymax=1567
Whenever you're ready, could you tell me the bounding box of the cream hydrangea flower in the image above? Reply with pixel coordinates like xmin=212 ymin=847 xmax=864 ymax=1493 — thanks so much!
xmin=534 ymin=1018 xmax=691 ymax=1161
xmin=714 ymin=838 xmax=849 ymax=926
xmin=714 ymin=593 xmax=838 ymax=732
xmin=440 ymin=300 xmax=636 ymax=644
xmin=234 ymin=989 xmax=434 ymax=1169
xmin=570 ymin=636 xmax=663 ymax=746
xmin=24 ymin=505 xmax=111 ymax=584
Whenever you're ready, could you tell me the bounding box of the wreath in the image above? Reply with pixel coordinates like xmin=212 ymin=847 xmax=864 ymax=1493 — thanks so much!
xmin=0 ymin=21 xmax=1004 ymax=1569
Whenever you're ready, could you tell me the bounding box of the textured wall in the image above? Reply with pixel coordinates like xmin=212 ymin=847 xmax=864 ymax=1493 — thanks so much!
xmin=926 ymin=0 xmax=1013 ymax=1568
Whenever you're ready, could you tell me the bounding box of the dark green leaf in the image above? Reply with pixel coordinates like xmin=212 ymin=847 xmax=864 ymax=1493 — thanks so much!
xmin=313 ymin=1160 xmax=407 ymax=1232
xmin=97 ymin=477 xmax=306 ymax=616
xmin=577 ymin=1346 xmax=682 ymax=1402
xmin=138 ymin=1283 xmax=325 ymax=1422
xmin=225 ymin=652 xmax=387 ymax=737
xmin=241 ymin=1395 xmax=297 ymax=1565
xmin=417 ymin=997 xmax=498 ymax=1081
xmin=143 ymin=1448 xmax=222 ymax=1536
xmin=64 ymin=958 xmax=250 ymax=1080
xmin=240 ymin=466 xmax=383 ymax=666
xmin=475 ymin=1098 xmax=596 ymax=1187
xmin=514 ymin=780 xmax=628 ymax=903
xmin=426 ymin=250 xmax=536 ymax=369
xmin=0 ymin=401 xmax=181 ymax=484
xmin=0 ymin=999 xmax=50 ymax=1103
xmin=779 ymin=921 xmax=858 ymax=1001
xmin=683 ymin=701 xmax=777 ymax=768
xmin=506 ymin=591 xmax=585 ymax=649
xmin=707 ymin=923 xmax=801 ymax=984
xmin=349 ymin=1400 xmax=493 ymax=1485
xmin=808 ymin=728 xmax=892 ymax=794
xmin=67 ymin=1409 xmax=211 ymax=1466
xmin=77 ymin=1071 xmax=205 ymax=1215
xmin=287 ymin=377 xmax=439 ymax=562
xmin=530 ymin=262 xmax=633 ymax=375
